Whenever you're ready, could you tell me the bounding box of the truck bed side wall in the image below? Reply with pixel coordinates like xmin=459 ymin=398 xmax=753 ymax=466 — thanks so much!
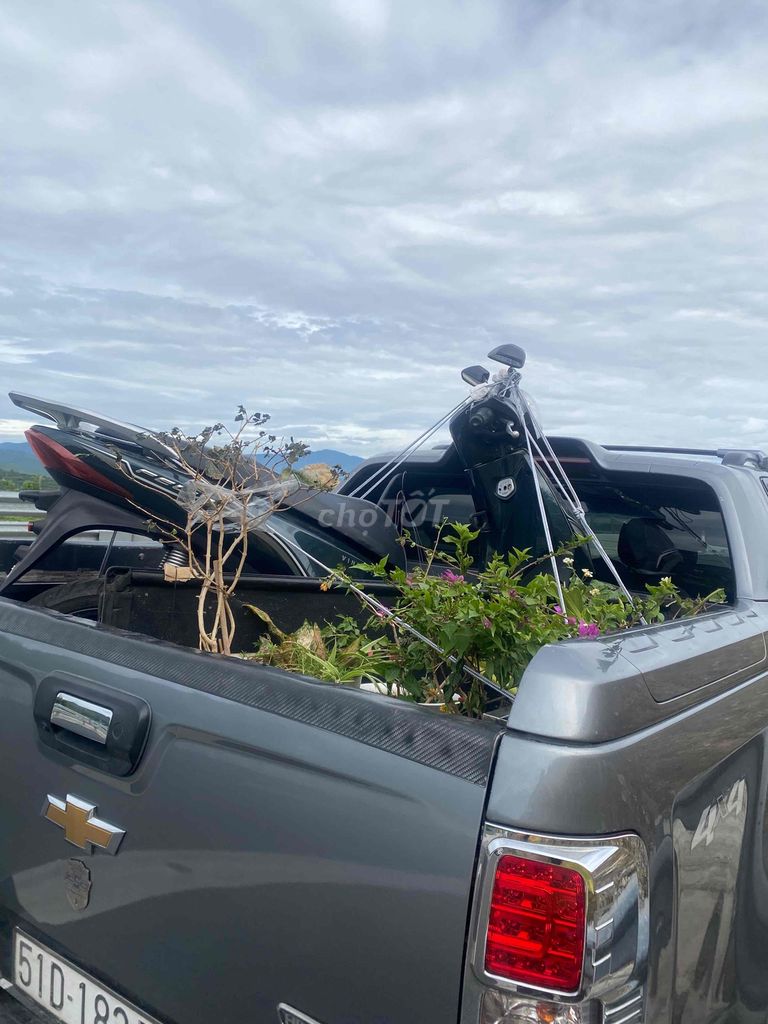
xmin=484 ymin=602 xmax=768 ymax=1023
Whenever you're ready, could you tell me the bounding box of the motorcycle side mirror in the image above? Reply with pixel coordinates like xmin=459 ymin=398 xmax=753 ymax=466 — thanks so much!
xmin=488 ymin=344 xmax=526 ymax=369
xmin=461 ymin=365 xmax=490 ymax=386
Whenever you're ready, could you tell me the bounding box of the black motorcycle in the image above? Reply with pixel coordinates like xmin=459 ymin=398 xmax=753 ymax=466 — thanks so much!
xmin=1 ymin=345 xmax=586 ymax=618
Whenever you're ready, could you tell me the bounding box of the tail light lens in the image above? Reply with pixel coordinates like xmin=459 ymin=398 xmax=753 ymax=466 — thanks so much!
xmin=485 ymin=855 xmax=586 ymax=992
xmin=466 ymin=826 xmax=649 ymax=1024
xmin=25 ymin=430 xmax=129 ymax=499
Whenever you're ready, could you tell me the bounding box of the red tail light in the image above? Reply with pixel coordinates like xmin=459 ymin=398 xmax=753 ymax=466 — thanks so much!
xmin=484 ymin=854 xmax=586 ymax=993
xmin=25 ymin=429 xmax=130 ymax=499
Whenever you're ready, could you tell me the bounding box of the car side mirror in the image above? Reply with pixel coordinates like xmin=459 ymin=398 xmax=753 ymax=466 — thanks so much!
xmin=488 ymin=344 xmax=526 ymax=369
xmin=461 ymin=365 xmax=490 ymax=386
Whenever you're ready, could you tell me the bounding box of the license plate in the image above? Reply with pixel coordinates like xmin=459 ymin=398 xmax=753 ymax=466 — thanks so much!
xmin=13 ymin=931 xmax=162 ymax=1024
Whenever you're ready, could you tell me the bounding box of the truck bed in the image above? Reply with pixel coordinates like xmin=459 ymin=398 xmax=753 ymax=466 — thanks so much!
xmin=0 ymin=598 xmax=501 ymax=1024
xmin=3 ymin=444 xmax=768 ymax=1023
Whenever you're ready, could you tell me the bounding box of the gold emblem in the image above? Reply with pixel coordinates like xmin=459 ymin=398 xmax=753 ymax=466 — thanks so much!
xmin=42 ymin=794 xmax=125 ymax=855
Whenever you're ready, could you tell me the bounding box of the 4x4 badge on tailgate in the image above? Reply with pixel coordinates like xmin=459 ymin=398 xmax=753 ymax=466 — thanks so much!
xmin=42 ymin=794 xmax=125 ymax=855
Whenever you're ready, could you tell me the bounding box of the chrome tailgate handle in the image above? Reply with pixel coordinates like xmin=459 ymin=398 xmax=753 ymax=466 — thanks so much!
xmin=36 ymin=677 xmax=150 ymax=776
xmin=51 ymin=693 xmax=113 ymax=745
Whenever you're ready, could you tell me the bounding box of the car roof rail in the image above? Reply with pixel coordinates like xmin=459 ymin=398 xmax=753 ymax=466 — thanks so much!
xmin=602 ymin=444 xmax=721 ymax=456
xmin=718 ymin=449 xmax=768 ymax=468
xmin=601 ymin=443 xmax=768 ymax=469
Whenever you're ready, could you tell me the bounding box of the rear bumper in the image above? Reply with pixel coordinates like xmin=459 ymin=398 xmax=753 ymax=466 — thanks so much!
xmin=0 ymin=985 xmax=55 ymax=1024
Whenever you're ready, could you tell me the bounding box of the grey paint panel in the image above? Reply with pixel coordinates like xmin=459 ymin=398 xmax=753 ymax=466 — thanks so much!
xmin=508 ymin=602 xmax=768 ymax=742
xmin=486 ymin=664 xmax=768 ymax=1024
xmin=619 ymin=610 xmax=767 ymax=702
xmin=0 ymin=615 xmax=497 ymax=1024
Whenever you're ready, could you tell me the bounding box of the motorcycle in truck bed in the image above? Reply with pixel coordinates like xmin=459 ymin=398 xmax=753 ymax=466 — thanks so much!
xmin=1 ymin=347 xmax=768 ymax=1024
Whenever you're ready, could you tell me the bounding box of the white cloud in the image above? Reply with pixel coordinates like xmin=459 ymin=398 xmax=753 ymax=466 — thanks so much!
xmin=0 ymin=0 xmax=766 ymax=455
xmin=0 ymin=418 xmax=34 ymax=436
xmin=329 ymin=0 xmax=390 ymax=39
xmin=0 ymin=340 xmax=40 ymax=364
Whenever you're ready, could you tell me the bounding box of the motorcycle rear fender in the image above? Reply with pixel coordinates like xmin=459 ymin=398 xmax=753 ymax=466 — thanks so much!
xmin=0 ymin=490 xmax=148 ymax=596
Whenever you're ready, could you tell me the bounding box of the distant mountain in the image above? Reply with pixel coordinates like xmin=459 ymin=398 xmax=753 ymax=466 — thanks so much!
xmin=0 ymin=441 xmax=42 ymax=474
xmin=0 ymin=440 xmax=364 ymax=476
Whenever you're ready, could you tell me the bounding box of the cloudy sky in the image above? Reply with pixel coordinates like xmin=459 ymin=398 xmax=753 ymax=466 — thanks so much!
xmin=1 ymin=0 xmax=767 ymax=455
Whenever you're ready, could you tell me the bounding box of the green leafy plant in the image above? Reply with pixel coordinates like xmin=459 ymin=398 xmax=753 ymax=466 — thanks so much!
xmin=244 ymin=607 xmax=391 ymax=686
xmin=248 ymin=523 xmax=726 ymax=716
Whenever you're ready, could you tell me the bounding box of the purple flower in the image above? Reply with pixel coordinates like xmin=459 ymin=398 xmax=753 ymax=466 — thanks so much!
xmin=441 ymin=569 xmax=465 ymax=584
xmin=567 ymin=616 xmax=577 ymax=626
xmin=553 ymin=605 xmax=563 ymax=615
xmin=374 ymin=608 xmax=387 ymax=619
xmin=482 ymin=616 xmax=492 ymax=629
xmin=507 ymin=588 xmax=519 ymax=598
xmin=577 ymin=621 xmax=601 ymax=638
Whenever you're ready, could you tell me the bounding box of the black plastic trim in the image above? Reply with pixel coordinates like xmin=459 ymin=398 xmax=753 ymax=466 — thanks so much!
xmin=0 ymin=599 xmax=500 ymax=786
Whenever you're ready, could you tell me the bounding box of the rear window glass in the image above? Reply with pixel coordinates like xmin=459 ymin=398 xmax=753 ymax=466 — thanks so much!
xmin=400 ymin=491 xmax=475 ymax=549
xmin=579 ymin=473 xmax=734 ymax=601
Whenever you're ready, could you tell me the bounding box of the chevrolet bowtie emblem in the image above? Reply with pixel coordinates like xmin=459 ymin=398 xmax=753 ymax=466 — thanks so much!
xmin=42 ymin=794 xmax=125 ymax=855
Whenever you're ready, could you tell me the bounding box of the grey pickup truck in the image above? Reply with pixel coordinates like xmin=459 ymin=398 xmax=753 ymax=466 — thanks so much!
xmin=1 ymin=362 xmax=768 ymax=1024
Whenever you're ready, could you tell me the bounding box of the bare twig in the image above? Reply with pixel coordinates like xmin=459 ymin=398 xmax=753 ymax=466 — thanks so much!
xmin=114 ymin=409 xmax=316 ymax=656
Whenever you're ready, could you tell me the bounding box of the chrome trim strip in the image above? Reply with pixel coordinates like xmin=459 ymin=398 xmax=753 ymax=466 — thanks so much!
xmin=277 ymin=1004 xmax=324 ymax=1024
xmin=609 ymin=1011 xmax=643 ymax=1024
xmin=595 ymin=918 xmax=615 ymax=931
xmin=604 ymin=991 xmax=643 ymax=1016
xmin=260 ymin=523 xmax=312 ymax=576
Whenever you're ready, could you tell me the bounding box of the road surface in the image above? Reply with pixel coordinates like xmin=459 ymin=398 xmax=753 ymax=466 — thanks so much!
xmin=0 ymin=991 xmax=40 ymax=1022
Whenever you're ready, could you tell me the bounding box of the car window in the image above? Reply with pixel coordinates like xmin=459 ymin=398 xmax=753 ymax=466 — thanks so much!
xmin=400 ymin=491 xmax=476 ymax=548
xmin=580 ymin=474 xmax=734 ymax=600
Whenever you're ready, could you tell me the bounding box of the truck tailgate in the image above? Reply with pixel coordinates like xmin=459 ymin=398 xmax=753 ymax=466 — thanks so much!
xmin=0 ymin=600 xmax=501 ymax=1024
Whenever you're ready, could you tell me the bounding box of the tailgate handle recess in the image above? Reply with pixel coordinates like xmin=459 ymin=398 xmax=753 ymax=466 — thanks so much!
xmin=35 ymin=676 xmax=151 ymax=776
xmin=51 ymin=692 xmax=113 ymax=745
